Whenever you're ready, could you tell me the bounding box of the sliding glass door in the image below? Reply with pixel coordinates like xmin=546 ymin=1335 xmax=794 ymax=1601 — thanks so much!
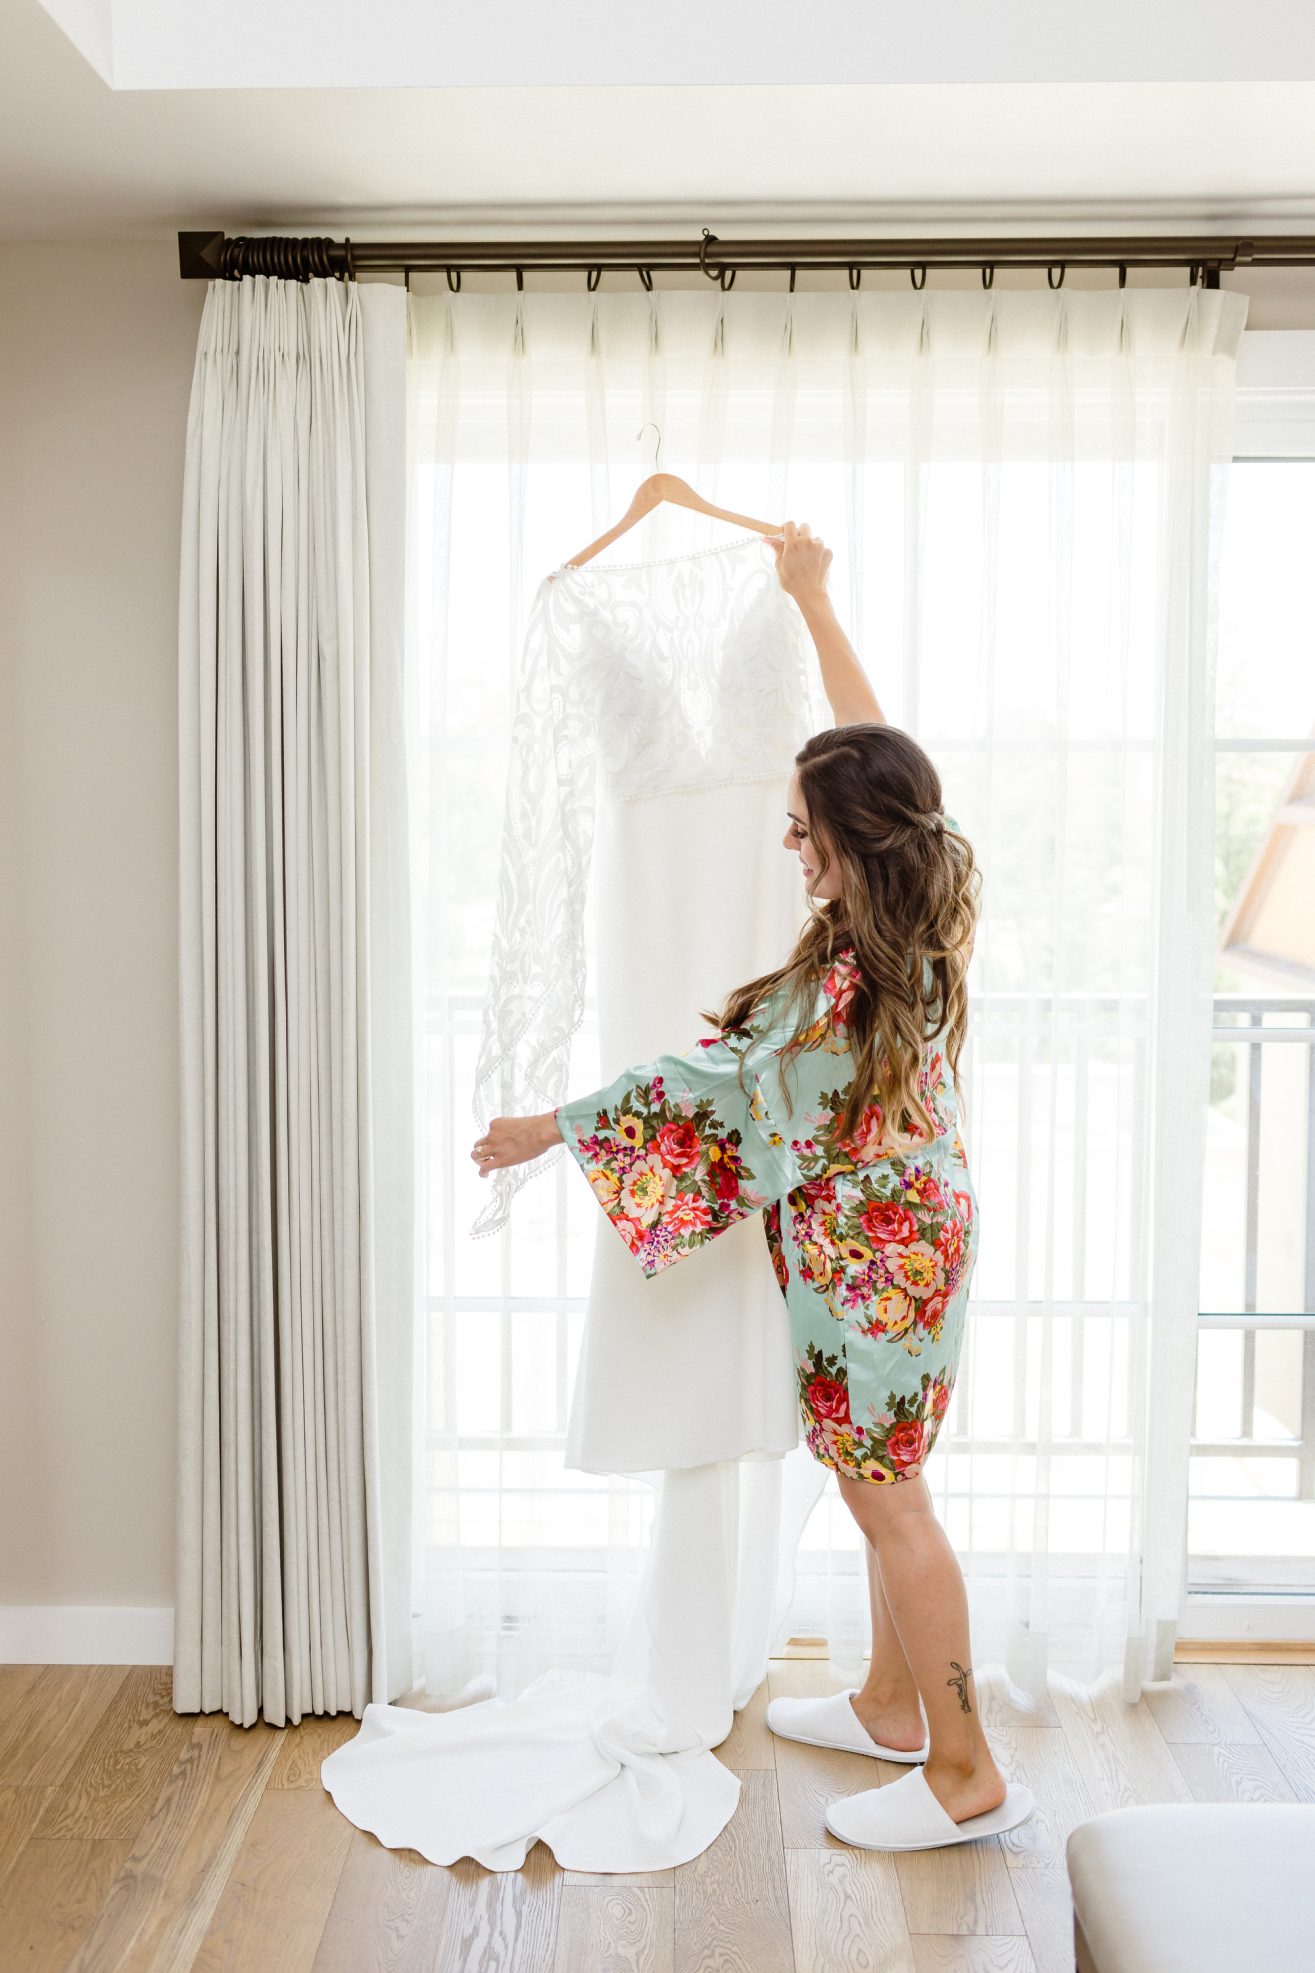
xmin=1182 ymin=334 xmax=1315 ymax=1641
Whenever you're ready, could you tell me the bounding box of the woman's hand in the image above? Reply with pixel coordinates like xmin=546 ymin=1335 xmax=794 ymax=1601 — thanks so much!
xmin=472 ymin=1111 xmax=560 ymax=1176
xmin=768 ymin=521 xmax=885 ymax=725
xmin=768 ymin=520 xmax=833 ymax=604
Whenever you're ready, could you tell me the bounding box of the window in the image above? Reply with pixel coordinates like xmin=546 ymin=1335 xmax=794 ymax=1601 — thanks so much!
xmin=409 ymin=323 xmax=1315 ymax=1675
xmin=1187 ymin=443 xmax=1315 ymax=1624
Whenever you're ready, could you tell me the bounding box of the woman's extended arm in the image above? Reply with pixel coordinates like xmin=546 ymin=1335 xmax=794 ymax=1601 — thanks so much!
xmin=770 ymin=520 xmax=886 ymax=728
xmin=475 ymin=1026 xmax=803 ymax=1278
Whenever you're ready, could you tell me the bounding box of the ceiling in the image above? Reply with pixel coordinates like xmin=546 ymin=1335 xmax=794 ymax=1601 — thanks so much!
xmin=6 ymin=0 xmax=1315 ymax=246
xmin=36 ymin=0 xmax=1315 ymax=91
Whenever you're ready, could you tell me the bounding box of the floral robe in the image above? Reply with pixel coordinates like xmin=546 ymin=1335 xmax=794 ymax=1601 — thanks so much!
xmin=554 ymin=943 xmax=979 ymax=1486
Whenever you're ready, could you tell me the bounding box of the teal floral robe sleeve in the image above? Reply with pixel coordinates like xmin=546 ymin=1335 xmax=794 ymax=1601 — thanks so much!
xmin=554 ymin=1016 xmax=806 ymax=1280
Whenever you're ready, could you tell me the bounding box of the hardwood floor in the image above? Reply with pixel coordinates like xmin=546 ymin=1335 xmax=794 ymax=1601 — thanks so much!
xmin=0 ymin=1655 xmax=1310 ymax=1971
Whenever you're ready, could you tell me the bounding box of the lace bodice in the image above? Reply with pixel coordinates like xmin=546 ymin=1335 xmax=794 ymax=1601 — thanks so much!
xmin=470 ymin=532 xmax=821 ymax=1239
xmin=545 ymin=533 xmax=817 ymax=801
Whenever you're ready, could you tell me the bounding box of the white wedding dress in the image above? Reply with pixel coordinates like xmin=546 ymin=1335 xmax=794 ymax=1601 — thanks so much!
xmin=322 ymin=532 xmax=835 ymax=1871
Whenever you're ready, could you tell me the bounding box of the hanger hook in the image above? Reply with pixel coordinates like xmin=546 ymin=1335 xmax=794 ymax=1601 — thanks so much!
xmin=637 ymin=421 xmax=662 ymax=470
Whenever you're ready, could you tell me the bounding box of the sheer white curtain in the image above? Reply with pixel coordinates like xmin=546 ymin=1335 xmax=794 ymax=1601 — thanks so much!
xmin=406 ymin=282 xmax=1247 ymax=1712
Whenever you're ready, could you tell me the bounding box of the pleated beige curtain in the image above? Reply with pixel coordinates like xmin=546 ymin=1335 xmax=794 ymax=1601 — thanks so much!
xmin=173 ymin=274 xmax=417 ymax=1727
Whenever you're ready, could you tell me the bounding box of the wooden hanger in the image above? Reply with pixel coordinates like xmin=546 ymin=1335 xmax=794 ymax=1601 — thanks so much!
xmin=561 ymin=472 xmax=782 ymax=570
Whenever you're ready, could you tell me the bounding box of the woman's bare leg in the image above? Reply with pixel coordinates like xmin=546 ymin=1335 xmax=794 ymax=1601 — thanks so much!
xmin=834 ymin=1468 xmax=1007 ymax=1822
xmin=848 ymin=1536 xmax=927 ymax=1754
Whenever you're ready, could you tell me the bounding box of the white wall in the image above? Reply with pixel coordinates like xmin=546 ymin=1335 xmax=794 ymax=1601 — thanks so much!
xmin=3 ymin=242 xmax=1315 ymax=1656
xmin=0 ymin=242 xmax=204 ymax=1638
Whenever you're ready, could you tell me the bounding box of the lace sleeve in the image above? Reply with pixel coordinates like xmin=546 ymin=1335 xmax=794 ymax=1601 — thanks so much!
xmin=469 ymin=577 xmax=598 ymax=1239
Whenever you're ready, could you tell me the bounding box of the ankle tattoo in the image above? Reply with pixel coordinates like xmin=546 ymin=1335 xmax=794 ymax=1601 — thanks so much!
xmin=946 ymin=1661 xmax=974 ymax=1713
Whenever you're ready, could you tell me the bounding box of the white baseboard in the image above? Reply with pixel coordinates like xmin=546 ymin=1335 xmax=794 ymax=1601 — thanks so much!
xmin=0 ymin=1606 xmax=174 ymax=1665
xmin=1177 ymin=1591 xmax=1315 ymax=1644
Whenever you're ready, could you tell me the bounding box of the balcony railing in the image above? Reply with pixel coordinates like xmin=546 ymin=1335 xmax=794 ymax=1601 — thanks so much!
xmin=1196 ymin=994 xmax=1315 ymax=1506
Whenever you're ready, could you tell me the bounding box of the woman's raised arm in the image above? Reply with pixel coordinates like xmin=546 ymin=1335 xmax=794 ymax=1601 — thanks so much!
xmin=769 ymin=521 xmax=886 ymax=728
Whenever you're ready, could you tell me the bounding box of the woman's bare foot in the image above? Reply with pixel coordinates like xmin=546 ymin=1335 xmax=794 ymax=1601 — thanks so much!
xmin=921 ymin=1755 xmax=1009 ymax=1823
xmin=848 ymin=1691 xmax=927 ymax=1754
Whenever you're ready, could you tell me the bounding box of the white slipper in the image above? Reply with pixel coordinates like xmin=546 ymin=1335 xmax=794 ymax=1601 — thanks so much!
xmin=766 ymin=1688 xmax=930 ymax=1763
xmin=825 ymin=1764 xmax=1036 ymax=1851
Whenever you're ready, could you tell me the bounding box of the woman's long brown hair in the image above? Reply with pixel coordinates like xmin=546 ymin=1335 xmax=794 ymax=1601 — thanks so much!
xmin=701 ymin=724 xmax=981 ymax=1154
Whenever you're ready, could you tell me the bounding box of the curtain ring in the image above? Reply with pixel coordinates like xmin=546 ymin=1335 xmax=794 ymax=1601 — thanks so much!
xmin=1047 ymin=263 xmax=1065 ymax=289
xmin=403 ymin=266 xmax=411 ymax=292
xmin=910 ymin=264 xmax=927 ymax=290
xmin=1118 ymin=262 xmax=1127 ymax=288
xmin=342 ymin=236 xmax=356 ymax=282
xmin=446 ymin=266 xmax=462 ymax=292
xmin=515 ymin=267 xmax=524 ymax=292
xmin=981 ymin=263 xmax=995 ymax=289
xmin=789 ymin=264 xmax=796 ymax=292
xmin=719 ymin=264 xmax=736 ymax=290
xmin=699 ymin=227 xmax=719 ymax=282
xmin=587 ymin=266 xmax=602 ymax=292
xmin=638 ymin=266 xmax=653 ymax=291
xmin=849 ymin=264 xmax=862 ymax=290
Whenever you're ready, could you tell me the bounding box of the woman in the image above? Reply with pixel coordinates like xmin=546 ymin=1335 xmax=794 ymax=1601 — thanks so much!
xmin=471 ymin=522 xmax=1034 ymax=1852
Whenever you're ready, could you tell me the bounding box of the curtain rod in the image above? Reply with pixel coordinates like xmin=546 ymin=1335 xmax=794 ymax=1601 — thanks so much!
xmin=178 ymin=226 xmax=1315 ymax=290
